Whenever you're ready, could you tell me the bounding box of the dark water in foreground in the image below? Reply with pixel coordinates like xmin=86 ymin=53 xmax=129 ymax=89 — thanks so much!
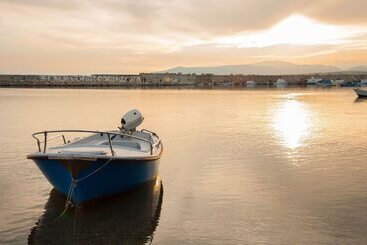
xmin=1 ymin=88 xmax=367 ymax=244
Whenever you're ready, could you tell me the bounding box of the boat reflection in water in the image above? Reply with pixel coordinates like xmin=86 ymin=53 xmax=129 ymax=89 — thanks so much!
xmin=28 ymin=177 xmax=163 ymax=244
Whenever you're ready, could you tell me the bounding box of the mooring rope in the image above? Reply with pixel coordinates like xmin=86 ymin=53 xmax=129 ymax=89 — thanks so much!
xmin=54 ymin=157 xmax=114 ymax=222
xmin=75 ymin=157 xmax=114 ymax=183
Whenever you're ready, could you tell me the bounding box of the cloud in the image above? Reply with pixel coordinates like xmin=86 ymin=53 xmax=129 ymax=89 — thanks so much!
xmin=2 ymin=0 xmax=366 ymax=39
xmin=0 ymin=0 xmax=367 ymax=73
xmin=303 ymin=0 xmax=367 ymax=25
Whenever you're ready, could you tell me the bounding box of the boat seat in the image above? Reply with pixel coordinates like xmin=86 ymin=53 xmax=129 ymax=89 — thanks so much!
xmin=102 ymin=141 xmax=141 ymax=150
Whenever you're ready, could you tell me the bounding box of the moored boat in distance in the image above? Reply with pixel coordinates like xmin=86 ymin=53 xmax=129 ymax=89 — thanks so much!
xmin=274 ymin=78 xmax=287 ymax=88
xmin=354 ymin=88 xmax=367 ymax=97
xmin=27 ymin=109 xmax=163 ymax=205
xmin=332 ymin=79 xmax=344 ymax=86
xmin=306 ymin=77 xmax=322 ymax=85
xmin=246 ymin=80 xmax=256 ymax=87
xmin=340 ymin=81 xmax=360 ymax=87
xmin=317 ymin=79 xmax=332 ymax=87
xmin=360 ymin=79 xmax=367 ymax=86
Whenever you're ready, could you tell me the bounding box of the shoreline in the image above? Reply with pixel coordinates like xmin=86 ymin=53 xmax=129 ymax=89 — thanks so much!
xmin=0 ymin=85 xmax=360 ymax=90
xmin=1 ymin=73 xmax=366 ymax=88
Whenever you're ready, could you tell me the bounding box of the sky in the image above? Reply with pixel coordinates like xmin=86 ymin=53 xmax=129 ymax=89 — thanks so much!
xmin=1 ymin=0 xmax=367 ymax=74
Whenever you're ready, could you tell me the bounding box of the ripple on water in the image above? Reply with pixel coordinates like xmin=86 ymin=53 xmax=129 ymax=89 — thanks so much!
xmin=1 ymin=88 xmax=367 ymax=244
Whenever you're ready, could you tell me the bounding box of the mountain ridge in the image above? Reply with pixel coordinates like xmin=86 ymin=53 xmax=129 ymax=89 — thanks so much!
xmin=160 ymin=61 xmax=347 ymax=75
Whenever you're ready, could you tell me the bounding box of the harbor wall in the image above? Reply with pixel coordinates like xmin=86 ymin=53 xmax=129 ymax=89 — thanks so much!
xmin=0 ymin=73 xmax=366 ymax=87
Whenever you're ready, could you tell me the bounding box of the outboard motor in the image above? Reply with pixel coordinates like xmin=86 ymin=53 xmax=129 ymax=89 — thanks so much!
xmin=121 ymin=109 xmax=144 ymax=133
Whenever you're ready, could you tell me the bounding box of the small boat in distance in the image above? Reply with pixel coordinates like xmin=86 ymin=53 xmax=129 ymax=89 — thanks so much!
xmin=317 ymin=79 xmax=332 ymax=87
xmin=27 ymin=109 xmax=163 ymax=205
xmin=306 ymin=77 xmax=322 ymax=85
xmin=340 ymin=81 xmax=360 ymax=87
xmin=331 ymin=79 xmax=344 ymax=86
xmin=274 ymin=78 xmax=287 ymax=88
xmin=360 ymin=79 xmax=367 ymax=86
xmin=246 ymin=80 xmax=256 ymax=87
xmin=354 ymin=88 xmax=367 ymax=97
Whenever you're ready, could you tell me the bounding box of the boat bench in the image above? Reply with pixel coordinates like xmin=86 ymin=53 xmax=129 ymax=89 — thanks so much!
xmin=102 ymin=141 xmax=141 ymax=150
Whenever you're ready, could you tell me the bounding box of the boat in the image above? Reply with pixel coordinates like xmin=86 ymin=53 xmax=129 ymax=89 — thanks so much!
xmin=360 ymin=79 xmax=367 ymax=86
xmin=246 ymin=80 xmax=256 ymax=87
xmin=27 ymin=109 xmax=163 ymax=205
xmin=306 ymin=77 xmax=322 ymax=85
xmin=274 ymin=78 xmax=287 ymax=88
xmin=340 ymin=81 xmax=360 ymax=87
xmin=317 ymin=79 xmax=332 ymax=86
xmin=354 ymin=88 xmax=367 ymax=97
xmin=274 ymin=78 xmax=287 ymax=85
xmin=331 ymin=79 xmax=344 ymax=86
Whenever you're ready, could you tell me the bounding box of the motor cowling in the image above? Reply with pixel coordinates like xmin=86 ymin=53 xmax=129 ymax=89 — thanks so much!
xmin=121 ymin=109 xmax=144 ymax=132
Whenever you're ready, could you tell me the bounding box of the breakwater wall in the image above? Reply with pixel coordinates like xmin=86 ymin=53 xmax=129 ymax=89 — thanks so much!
xmin=0 ymin=73 xmax=366 ymax=87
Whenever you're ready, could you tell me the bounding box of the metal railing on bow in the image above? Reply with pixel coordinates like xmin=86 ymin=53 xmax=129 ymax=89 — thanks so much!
xmin=32 ymin=129 xmax=161 ymax=156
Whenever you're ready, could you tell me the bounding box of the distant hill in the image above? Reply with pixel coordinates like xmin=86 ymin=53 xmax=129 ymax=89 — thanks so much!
xmin=320 ymin=70 xmax=367 ymax=75
xmin=161 ymin=61 xmax=341 ymax=75
xmin=320 ymin=65 xmax=367 ymax=75
xmin=349 ymin=65 xmax=367 ymax=72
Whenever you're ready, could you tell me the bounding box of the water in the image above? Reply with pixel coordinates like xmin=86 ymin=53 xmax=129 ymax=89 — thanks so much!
xmin=1 ymin=88 xmax=367 ymax=244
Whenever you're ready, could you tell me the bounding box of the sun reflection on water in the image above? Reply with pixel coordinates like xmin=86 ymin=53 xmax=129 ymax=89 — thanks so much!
xmin=272 ymin=98 xmax=312 ymax=149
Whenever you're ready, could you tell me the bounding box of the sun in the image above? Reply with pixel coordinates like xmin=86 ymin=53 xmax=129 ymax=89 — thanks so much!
xmin=266 ymin=15 xmax=347 ymax=46
xmin=215 ymin=15 xmax=363 ymax=48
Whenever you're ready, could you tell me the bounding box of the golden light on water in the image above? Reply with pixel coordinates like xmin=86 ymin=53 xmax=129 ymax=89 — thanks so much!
xmin=272 ymin=97 xmax=311 ymax=149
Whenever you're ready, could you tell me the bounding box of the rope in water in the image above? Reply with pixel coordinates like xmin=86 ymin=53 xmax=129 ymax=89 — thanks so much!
xmin=54 ymin=157 xmax=114 ymax=222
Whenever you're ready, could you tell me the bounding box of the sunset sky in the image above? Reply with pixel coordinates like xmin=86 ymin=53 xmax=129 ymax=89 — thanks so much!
xmin=1 ymin=0 xmax=367 ymax=74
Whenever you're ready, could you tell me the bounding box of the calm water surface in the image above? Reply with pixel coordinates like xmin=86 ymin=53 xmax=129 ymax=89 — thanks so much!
xmin=0 ymin=88 xmax=367 ymax=244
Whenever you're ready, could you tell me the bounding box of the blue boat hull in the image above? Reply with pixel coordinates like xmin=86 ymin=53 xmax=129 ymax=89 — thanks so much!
xmin=32 ymin=158 xmax=159 ymax=204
